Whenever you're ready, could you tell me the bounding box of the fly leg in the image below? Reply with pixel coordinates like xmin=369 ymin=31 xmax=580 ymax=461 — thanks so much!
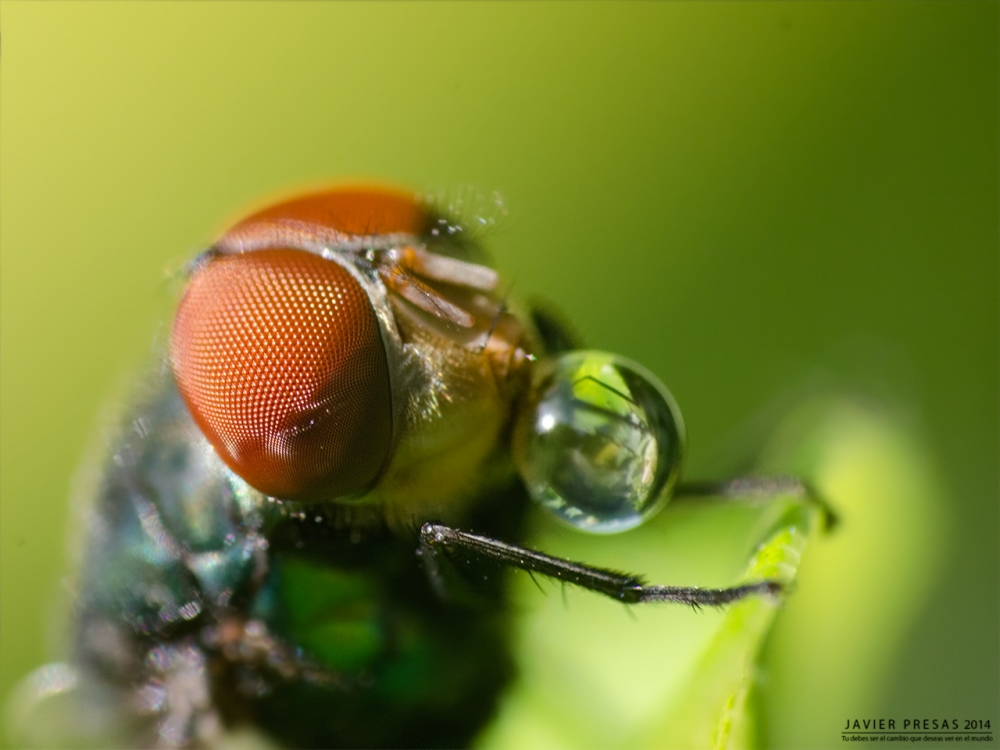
xmin=416 ymin=523 xmax=514 ymax=608
xmin=419 ymin=523 xmax=781 ymax=608
xmin=418 ymin=476 xmax=835 ymax=608
xmin=675 ymin=475 xmax=839 ymax=532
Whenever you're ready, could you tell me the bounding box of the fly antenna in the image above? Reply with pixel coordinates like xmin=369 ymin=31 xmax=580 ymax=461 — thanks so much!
xmin=478 ymin=275 xmax=516 ymax=352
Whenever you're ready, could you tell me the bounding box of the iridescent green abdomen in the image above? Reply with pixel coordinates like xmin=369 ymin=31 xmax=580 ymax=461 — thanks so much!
xmin=72 ymin=373 xmax=521 ymax=748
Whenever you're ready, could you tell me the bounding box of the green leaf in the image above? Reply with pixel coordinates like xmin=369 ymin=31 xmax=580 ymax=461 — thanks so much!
xmin=635 ymin=504 xmax=813 ymax=750
xmin=476 ymin=487 xmax=820 ymax=750
xmin=754 ymin=398 xmax=947 ymax=748
xmin=478 ymin=395 xmax=945 ymax=750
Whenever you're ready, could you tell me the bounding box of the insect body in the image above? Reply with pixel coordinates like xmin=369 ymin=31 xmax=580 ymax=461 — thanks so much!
xmin=11 ymin=187 xmax=833 ymax=749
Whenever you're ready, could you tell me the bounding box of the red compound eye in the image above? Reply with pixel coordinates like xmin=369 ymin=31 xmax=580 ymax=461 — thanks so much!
xmin=171 ymin=248 xmax=392 ymax=502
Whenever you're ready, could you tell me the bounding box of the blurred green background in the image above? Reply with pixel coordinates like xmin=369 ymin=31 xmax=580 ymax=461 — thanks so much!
xmin=1 ymin=2 xmax=996 ymax=747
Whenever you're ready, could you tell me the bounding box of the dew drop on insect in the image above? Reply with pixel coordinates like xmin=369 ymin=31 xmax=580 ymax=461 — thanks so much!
xmin=512 ymin=351 xmax=686 ymax=533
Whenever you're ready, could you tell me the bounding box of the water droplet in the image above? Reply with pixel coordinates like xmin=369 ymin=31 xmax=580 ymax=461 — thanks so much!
xmin=513 ymin=351 xmax=685 ymax=533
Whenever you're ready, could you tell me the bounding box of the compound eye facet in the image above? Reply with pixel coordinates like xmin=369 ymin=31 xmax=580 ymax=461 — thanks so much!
xmin=512 ymin=351 xmax=685 ymax=533
xmin=170 ymin=248 xmax=392 ymax=502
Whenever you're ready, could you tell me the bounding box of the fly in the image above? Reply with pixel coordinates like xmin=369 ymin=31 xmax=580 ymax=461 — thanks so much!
xmin=9 ymin=185 xmax=836 ymax=749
